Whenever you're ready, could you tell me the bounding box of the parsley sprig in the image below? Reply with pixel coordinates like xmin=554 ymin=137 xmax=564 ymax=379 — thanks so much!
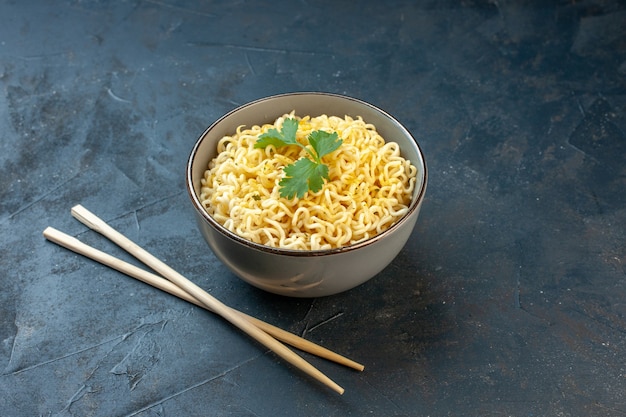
xmin=254 ymin=118 xmax=342 ymax=199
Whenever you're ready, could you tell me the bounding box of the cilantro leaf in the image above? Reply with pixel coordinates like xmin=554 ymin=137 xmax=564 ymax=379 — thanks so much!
xmin=254 ymin=118 xmax=299 ymax=149
xmin=254 ymin=116 xmax=343 ymax=199
xmin=307 ymin=130 xmax=342 ymax=163
xmin=279 ymin=158 xmax=330 ymax=199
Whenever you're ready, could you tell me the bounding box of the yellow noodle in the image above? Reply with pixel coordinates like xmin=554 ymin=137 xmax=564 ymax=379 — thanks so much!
xmin=200 ymin=112 xmax=418 ymax=250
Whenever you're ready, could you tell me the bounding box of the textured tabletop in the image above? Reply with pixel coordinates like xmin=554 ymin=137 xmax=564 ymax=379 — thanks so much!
xmin=1 ymin=1 xmax=625 ymax=416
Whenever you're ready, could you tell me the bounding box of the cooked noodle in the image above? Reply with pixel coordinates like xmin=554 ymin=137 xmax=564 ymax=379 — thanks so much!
xmin=200 ymin=112 xmax=418 ymax=250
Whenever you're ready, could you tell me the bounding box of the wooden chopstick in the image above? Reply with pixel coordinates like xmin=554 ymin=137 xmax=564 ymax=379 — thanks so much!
xmin=65 ymin=205 xmax=345 ymax=394
xmin=42 ymin=226 xmax=364 ymax=372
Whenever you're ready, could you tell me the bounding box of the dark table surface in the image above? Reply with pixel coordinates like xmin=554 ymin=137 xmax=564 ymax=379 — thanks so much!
xmin=2 ymin=1 xmax=625 ymax=416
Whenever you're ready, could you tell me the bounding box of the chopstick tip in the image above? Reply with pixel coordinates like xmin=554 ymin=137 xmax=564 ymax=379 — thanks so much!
xmin=70 ymin=204 xmax=103 ymax=232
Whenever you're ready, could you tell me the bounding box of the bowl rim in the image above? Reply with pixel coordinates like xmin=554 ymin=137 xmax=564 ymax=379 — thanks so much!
xmin=186 ymin=91 xmax=428 ymax=257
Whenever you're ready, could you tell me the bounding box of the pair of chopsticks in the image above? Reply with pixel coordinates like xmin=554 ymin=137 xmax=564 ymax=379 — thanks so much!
xmin=43 ymin=205 xmax=364 ymax=395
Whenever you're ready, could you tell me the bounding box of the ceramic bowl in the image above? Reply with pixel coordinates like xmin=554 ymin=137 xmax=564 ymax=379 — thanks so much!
xmin=186 ymin=92 xmax=427 ymax=297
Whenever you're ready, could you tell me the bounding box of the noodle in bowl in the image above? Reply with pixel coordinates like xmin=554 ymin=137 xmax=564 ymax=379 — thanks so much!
xmin=187 ymin=92 xmax=427 ymax=297
xmin=200 ymin=113 xmax=418 ymax=251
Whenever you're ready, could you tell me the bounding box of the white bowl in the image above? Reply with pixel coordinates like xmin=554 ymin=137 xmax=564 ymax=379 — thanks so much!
xmin=186 ymin=92 xmax=427 ymax=297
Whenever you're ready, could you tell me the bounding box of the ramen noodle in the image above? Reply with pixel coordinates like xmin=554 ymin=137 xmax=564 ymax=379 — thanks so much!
xmin=200 ymin=112 xmax=418 ymax=250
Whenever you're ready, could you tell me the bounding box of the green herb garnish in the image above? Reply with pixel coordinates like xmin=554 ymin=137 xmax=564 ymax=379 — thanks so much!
xmin=254 ymin=118 xmax=342 ymax=199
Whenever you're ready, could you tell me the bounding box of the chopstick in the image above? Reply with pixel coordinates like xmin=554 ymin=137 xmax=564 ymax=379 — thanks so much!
xmin=42 ymin=226 xmax=364 ymax=372
xmin=44 ymin=205 xmax=354 ymax=394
